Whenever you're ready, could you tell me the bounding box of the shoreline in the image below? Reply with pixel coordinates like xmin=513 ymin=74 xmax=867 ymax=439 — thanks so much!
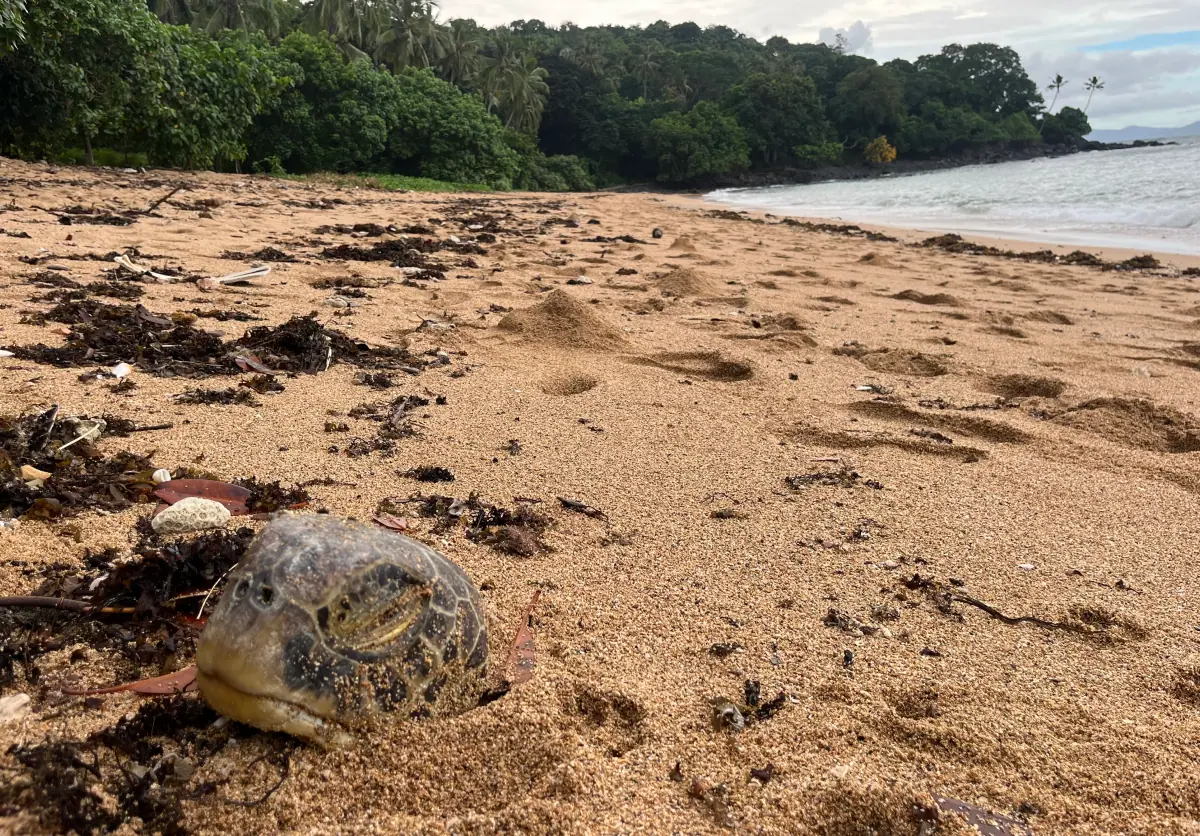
xmin=683 ymin=194 xmax=1200 ymax=269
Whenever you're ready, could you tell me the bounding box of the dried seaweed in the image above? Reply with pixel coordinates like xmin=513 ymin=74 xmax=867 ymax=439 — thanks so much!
xmin=234 ymin=314 xmax=422 ymax=374
xmin=785 ymin=467 xmax=883 ymax=490
xmin=233 ymin=478 xmax=311 ymax=513
xmin=1 ymin=407 xmax=161 ymax=518
xmin=406 ymin=492 xmax=551 ymax=555
xmin=173 ymin=387 xmax=258 ymax=406
xmin=400 ymin=465 xmax=455 ymax=482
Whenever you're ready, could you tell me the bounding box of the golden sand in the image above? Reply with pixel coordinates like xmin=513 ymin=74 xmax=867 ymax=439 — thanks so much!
xmin=1 ymin=158 xmax=1199 ymax=834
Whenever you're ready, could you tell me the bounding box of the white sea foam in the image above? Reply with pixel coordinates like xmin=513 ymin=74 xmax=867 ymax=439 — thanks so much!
xmin=706 ymin=135 xmax=1200 ymax=255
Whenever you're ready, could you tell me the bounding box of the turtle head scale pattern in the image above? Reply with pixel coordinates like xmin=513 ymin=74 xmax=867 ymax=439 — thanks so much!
xmin=195 ymin=514 xmax=489 ymax=746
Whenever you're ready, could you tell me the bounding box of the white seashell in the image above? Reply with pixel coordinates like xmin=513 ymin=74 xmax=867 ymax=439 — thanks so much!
xmin=151 ymin=497 xmax=230 ymax=535
xmin=152 ymin=469 xmax=172 ymax=484
xmin=0 ymin=350 xmax=14 ymax=358
xmin=110 ymin=362 xmax=132 ymax=379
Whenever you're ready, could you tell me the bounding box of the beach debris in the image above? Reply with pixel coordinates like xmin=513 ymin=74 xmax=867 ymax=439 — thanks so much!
xmin=652 ymin=228 xmax=664 ymax=239
xmin=152 ymin=469 xmax=172 ymax=484
xmin=505 ymin=589 xmax=542 ymax=685
xmin=150 ymin=496 xmax=231 ymax=535
xmin=710 ymin=699 xmax=745 ymax=731
xmin=749 ymin=764 xmax=775 ymax=783
xmin=372 ymin=513 xmax=409 ymax=531
xmin=64 ymin=666 xmax=198 ymax=696
xmin=234 ymin=353 xmax=280 ymax=374
xmin=710 ymin=508 xmax=748 ymax=520
xmin=786 ymin=467 xmax=882 ymax=490
xmin=239 ymin=374 xmax=285 ymax=394
xmin=154 ymin=479 xmax=252 ymax=515
xmin=405 ymin=493 xmax=551 ymax=556
xmin=708 ymin=642 xmax=744 ymax=659
xmin=557 ymin=496 xmax=607 ymax=519
xmin=173 ymin=387 xmax=258 ymax=406
xmin=114 ymin=253 xmax=182 ymax=283
xmin=196 ymin=265 xmax=270 ymax=292
xmin=0 ymin=693 xmax=31 ymax=724
xmin=400 ymin=465 xmax=455 ymax=482
xmin=110 ymin=362 xmax=132 ymax=379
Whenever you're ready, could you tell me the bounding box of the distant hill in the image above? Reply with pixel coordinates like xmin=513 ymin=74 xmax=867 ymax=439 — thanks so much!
xmin=1087 ymin=121 xmax=1200 ymax=142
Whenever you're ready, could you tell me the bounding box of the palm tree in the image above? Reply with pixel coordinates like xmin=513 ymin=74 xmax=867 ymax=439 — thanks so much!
xmin=1083 ymin=76 xmax=1105 ymax=113
xmin=478 ymin=29 xmax=525 ymax=114
xmin=148 ymin=0 xmax=194 ymax=26
xmin=305 ymin=0 xmax=378 ymax=61
xmin=440 ymin=19 xmax=480 ymax=87
xmin=560 ymin=37 xmax=604 ymax=76
xmin=630 ymin=45 xmax=662 ymax=99
xmin=499 ymin=55 xmax=549 ymax=133
xmin=1046 ymin=74 xmax=1067 ymax=113
xmin=196 ymin=0 xmax=279 ymax=36
xmin=375 ymin=0 xmax=446 ymax=72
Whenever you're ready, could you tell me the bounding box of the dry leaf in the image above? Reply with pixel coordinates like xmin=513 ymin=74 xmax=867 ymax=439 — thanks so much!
xmin=154 ymin=479 xmax=252 ymax=514
xmin=372 ymin=513 xmax=409 ymax=531
xmin=505 ymin=589 xmax=542 ymax=685
xmin=63 ymin=665 xmax=198 ymax=696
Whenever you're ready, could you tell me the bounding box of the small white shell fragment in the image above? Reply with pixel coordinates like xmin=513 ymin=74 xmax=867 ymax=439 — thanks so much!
xmin=0 ymin=693 xmax=31 ymax=725
xmin=110 ymin=362 xmax=132 ymax=379
xmin=20 ymin=465 xmax=52 ymax=482
xmin=0 ymin=350 xmax=15 ymax=358
xmin=151 ymin=496 xmax=231 ymax=535
xmin=1018 ymin=563 xmax=1036 ymax=571
xmin=828 ymin=764 xmax=852 ymax=780
xmin=152 ymin=468 xmax=172 ymax=484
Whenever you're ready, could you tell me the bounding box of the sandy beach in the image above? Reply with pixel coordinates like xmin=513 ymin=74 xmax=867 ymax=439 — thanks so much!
xmin=2 ymin=157 xmax=1199 ymax=835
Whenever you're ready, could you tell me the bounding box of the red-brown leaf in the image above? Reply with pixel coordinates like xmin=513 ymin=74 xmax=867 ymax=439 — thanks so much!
xmin=234 ymin=353 xmax=279 ymax=374
xmin=63 ymin=665 xmax=198 ymax=696
xmin=154 ymin=479 xmax=252 ymax=514
xmin=505 ymin=589 xmax=541 ymax=686
xmin=372 ymin=513 xmax=409 ymax=531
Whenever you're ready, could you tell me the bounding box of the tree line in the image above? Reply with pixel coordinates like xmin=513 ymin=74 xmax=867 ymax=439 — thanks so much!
xmin=0 ymin=0 xmax=1098 ymax=188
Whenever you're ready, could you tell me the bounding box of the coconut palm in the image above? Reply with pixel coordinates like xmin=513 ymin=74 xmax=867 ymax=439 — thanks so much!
xmin=1083 ymin=76 xmax=1105 ymax=113
xmin=305 ymin=0 xmax=378 ymax=61
xmin=478 ymin=29 xmax=526 ymax=114
xmin=630 ymin=45 xmax=662 ymax=99
xmin=148 ymin=0 xmax=194 ymax=26
xmin=375 ymin=0 xmax=447 ymax=72
xmin=440 ymin=19 xmax=480 ymax=87
xmin=196 ymin=0 xmax=280 ymax=36
xmin=498 ymin=55 xmax=549 ymax=133
xmin=1046 ymin=73 xmax=1067 ymax=113
xmin=560 ymin=37 xmax=605 ymax=76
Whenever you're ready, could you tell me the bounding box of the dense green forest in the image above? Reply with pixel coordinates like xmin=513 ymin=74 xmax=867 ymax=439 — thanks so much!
xmin=0 ymin=0 xmax=1095 ymax=188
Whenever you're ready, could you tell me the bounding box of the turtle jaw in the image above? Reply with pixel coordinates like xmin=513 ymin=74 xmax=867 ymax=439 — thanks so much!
xmin=195 ymin=668 xmax=354 ymax=747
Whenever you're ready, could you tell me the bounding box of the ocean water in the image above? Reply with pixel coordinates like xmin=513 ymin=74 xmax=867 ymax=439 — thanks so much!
xmin=706 ymin=135 xmax=1200 ymax=255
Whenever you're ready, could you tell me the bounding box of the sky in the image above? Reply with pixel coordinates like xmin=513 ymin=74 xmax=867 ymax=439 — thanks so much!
xmin=438 ymin=0 xmax=1200 ymax=129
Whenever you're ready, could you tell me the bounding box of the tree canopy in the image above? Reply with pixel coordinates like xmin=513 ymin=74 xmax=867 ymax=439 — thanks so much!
xmin=0 ymin=0 xmax=1095 ymax=187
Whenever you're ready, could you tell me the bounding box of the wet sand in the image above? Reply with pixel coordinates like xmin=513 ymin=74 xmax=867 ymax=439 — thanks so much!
xmin=1 ymin=158 xmax=1199 ymax=835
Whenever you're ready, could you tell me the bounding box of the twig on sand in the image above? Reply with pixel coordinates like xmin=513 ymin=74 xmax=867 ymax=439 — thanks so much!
xmin=142 ymin=185 xmax=184 ymax=215
xmin=0 ymin=596 xmax=135 ymax=615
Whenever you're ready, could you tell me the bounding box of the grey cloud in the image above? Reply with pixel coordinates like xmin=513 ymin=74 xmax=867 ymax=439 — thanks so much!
xmin=819 ymin=20 xmax=872 ymax=53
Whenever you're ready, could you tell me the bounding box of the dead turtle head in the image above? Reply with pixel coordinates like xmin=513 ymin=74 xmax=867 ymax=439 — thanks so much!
xmin=195 ymin=514 xmax=488 ymax=746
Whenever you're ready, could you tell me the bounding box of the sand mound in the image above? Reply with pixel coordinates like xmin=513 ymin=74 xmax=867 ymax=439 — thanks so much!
xmin=892 ymin=289 xmax=960 ymax=306
xmin=858 ymin=252 xmax=899 ymax=268
xmin=497 ymin=289 xmax=627 ymax=351
xmin=985 ymin=373 xmax=1067 ymax=399
xmin=668 ymin=236 xmax=697 ymax=253
xmin=629 ymin=351 xmax=753 ymax=381
xmin=652 ymin=267 xmax=722 ymax=297
xmin=1025 ymin=309 xmax=1074 ymax=325
xmin=540 ymin=373 xmax=600 ymax=396
xmin=834 ymin=346 xmax=949 ymax=377
xmin=1051 ymin=398 xmax=1200 ymax=454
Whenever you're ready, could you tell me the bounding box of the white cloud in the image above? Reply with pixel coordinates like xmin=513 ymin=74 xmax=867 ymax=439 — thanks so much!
xmin=818 ymin=20 xmax=873 ymax=53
